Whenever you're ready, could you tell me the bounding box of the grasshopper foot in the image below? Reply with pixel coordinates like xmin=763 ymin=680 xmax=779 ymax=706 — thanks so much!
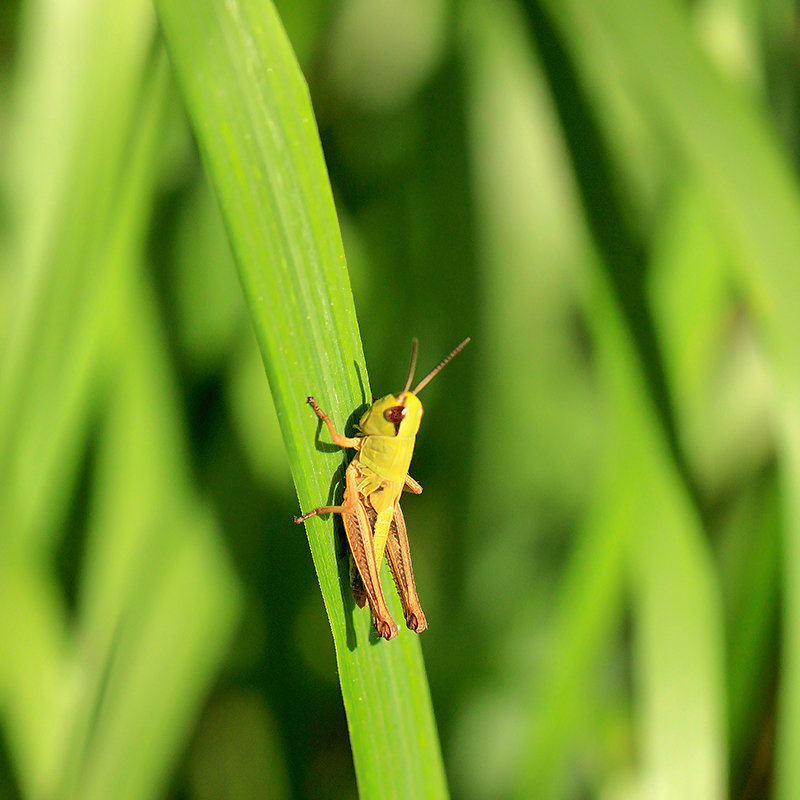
xmin=405 ymin=611 xmax=427 ymax=633
xmin=373 ymin=617 xmax=398 ymax=641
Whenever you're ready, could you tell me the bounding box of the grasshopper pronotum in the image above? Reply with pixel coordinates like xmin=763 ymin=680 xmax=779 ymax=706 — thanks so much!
xmin=294 ymin=338 xmax=470 ymax=640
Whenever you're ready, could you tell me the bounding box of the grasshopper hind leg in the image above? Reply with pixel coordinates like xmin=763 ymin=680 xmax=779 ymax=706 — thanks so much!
xmin=340 ymin=469 xmax=398 ymax=640
xmin=385 ymin=503 xmax=427 ymax=633
xmin=350 ymin=557 xmax=367 ymax=608
xmin=294 ymin=466 xmax=399 ymax=640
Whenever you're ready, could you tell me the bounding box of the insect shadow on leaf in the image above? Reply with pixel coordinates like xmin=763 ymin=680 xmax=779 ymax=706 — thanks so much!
xmin=310 ymin=398 xmax=372 ymax=649
xmin=353 ymin=360 xmax=368 ymax=407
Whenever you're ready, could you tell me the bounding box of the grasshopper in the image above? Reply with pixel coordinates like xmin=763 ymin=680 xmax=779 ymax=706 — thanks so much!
xmin=294 ymin=338 xmax=470 ymax=640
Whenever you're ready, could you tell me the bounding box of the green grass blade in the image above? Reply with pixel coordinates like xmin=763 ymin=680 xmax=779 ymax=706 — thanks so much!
xmin=593 ymin=283 xmax=728 ymax=800
xmin=155 ymin=1 xmax=448 ymax=797
xmin=65 ymin=272 xmax=241 ymax=800
xmin=539 ymin=2 xmax=800 ymax=796
xmin=1 ymin=21 xmax=243 ymax=797
xmin=0 ymin=0 xmax=157 ymax=551
xmin=461 ymin=2 xmax=727 ymax=796
xmin=460 ymin=4 xmax=622 ymax=795
xmin=0 ymin=0 xmax=160 ymax=792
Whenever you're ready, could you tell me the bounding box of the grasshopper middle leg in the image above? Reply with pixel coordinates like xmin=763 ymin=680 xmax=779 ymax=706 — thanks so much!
xmin=293 ymin=505 xmax=344 ymax=524
xmin=294 ymin=459 xmax=398 ymax=640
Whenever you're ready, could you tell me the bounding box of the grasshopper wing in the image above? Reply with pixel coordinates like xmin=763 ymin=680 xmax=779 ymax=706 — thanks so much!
xmin=342 ymin=468 xmax=398 ymax=640
xmin=385 ymin=502 xmax=427 ymax=633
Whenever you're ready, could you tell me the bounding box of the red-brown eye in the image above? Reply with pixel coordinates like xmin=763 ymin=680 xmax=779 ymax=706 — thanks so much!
xmin=383 ymin=405 xmax=406 ymax=435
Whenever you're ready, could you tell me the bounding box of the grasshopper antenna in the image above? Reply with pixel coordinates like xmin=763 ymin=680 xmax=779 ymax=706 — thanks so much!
xmin=412 ymin=337 xmax=470 ymax=395
xmin=402 ymin=338 xmax=419 ymax=393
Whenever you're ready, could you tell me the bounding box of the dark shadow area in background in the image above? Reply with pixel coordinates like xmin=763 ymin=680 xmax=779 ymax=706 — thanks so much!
xmin=196 ymin=401 xmax=354 ymax=800
xmin=305 ymin=397 xmax=365 ymax=651
xmin=0 ymin=0 xmax=22 ymax=73
xmin=55 ymin=418 xmax=101 ymax=615
xmin=0 ymin=726 xmax=21 ymax=800
xmin=523 ymin=0 xmax=699 ymax=506
xmin=393 ymin=54 xmax=485 ymax=763
xmin=725 ymin=461 xmax=781 ymax=799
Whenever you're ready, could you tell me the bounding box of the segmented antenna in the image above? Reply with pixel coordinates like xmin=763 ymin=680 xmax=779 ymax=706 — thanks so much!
xmin=412 ymin=337 xmax=471 ymax=395
xmin=402 ymin=338 xmax=419 ymax=393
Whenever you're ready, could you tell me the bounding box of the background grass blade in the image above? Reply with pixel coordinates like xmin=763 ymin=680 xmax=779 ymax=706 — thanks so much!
xmin=5 ymin=0 xmax=798 ymax=796
xmin=538 ymin=1 xmax=800 ymax=795
xmin=65 ymin=270 xmax=241 ymax=800
xmin=0 ymin=0 xmax=157 ymax=550
xmin=462 ymin=2 xmax=727 ymax=796
xmin=0 ymin=0 xmax=159 ymax=791
xmin=1 ymin=12 xmax=245 ymax=798
xmin=0 ymin=3 xmax=243 ymax=798
xmin=155 ymin=1 xmax=448 ymax=797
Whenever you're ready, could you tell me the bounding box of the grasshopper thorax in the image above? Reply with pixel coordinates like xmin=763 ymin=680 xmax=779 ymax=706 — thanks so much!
xmin=359 ymin=392 xmax=423 ymax=439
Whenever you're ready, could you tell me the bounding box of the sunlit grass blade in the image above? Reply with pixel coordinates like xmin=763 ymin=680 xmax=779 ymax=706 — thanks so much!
xmin=0 ymin=0 xmax=159 ymax=793
xmin=0 ymin=0 xmax=156 ymax=551
xmin=460 ymin=3 xmax=618 ymax=795
xmin=538 ymin=1 xmax=800 ymax=796
xmin=62 ymin=272 xmax=241 ymax=800
xmin=155 ymin=1 xmax=448 ymax=796
xmin=461 ymin=1 xmax=727 ymax=796
xmin=23 ymin=50 xmax=242 ymax=800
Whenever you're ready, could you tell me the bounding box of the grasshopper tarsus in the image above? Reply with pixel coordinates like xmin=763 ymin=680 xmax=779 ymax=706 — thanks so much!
xmin=375 ymin=619 xmax=398 ymax=641
xmin=406 ymin=611 xmax=427 ymax=633
xmin=404 ymin=475 xmax=423 ymax=494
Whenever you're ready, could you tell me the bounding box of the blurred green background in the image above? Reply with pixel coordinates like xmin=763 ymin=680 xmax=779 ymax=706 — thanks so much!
xmin=2 ymin=0 xmax=798 ymax=798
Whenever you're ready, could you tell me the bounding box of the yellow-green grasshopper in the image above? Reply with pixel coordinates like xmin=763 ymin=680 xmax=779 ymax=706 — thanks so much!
xmin=294 ymin=338 xmax=470 ymax=640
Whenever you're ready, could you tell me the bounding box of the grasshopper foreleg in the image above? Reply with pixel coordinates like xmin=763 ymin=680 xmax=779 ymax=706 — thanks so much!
xmin=294 ymin=398 xmax=359 ymax=523
xmin=306 ymin=397 xmax=361 ymax=450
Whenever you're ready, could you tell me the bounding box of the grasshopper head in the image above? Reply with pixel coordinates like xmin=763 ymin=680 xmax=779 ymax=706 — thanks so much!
xmin=358 ymin=338 xmax=470 ymax=438
xmin=359 ymin=392 xmax=423 ymax=438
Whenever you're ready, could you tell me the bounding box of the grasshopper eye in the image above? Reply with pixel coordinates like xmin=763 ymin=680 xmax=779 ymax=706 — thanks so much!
xmin=384 ymin=405 xmax=407 ymax=435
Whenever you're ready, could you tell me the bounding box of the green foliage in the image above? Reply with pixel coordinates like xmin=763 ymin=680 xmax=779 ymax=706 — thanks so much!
xmin=155 ymin=0 xmax=446 ymax=796
xmin=1 ymin=0 xmax=797 ymax=798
